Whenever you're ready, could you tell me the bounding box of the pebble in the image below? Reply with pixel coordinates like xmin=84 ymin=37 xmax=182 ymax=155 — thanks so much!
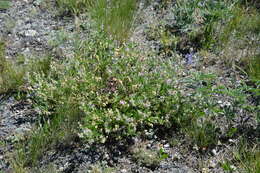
xmin=164 ymin=143 xmax=170 ymax=148
xmin=202 ymin=167 xmax=209 ymax=173
xmin=209 ymin=160 xmax=217 ymax=168
xmin=211 ymin=149 xmax=217 ymax=156
xmin=228 ymin=139 xmax=235 ymax=143
xmin=24 ymin=29 xmax=37 ymax=37
xmin=193 ymin=145 xmax=199 ymax=151
xmin=121 ymin=169 xmax=127 ymax=173
xmin=172 ymin=153 xmax=181 ymax=160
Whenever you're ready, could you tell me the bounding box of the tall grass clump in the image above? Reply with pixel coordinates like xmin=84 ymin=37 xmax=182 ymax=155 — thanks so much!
xmin=56 ymin=0 xmax=93 ymax=14
xmin=0 ymin=41 xmax=25 ymax=94
xmin=90 ymin=0 xmax=137 ymax=42
xmin=232 ymin=139 xmax=260 ymax=173
xmin=218 ymin=6 xmax=260 ymax=78
xmin=11 ymin=103 xmax=84 ymax=170
xmin=57 ymin=0 xmax=138 ymax=42
xmin=0 ymin=0 xmax=11 ymax=10
xmin=246 ymin=54 xmax=260 ymax=82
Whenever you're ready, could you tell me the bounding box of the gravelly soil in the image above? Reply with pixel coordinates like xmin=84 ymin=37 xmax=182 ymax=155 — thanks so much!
xmin=0 ymin=0 xmax=259 ymax=173
xmin=0 ymin=0 xmax=74 ymax=60
xmin=0 ymin=96 xmax=37 ymax=171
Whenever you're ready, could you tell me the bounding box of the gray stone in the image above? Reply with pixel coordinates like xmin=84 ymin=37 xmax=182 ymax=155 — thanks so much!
xmin=24 ymin=29 xmax=37 ymax=37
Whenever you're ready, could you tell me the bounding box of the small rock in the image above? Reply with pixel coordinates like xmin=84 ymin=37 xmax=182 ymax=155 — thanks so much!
xmin=228 ymin=139 xmax=235 ymax=143
xmin=209 ymin=160 xmax=217 ymax=168
xmin=121 ymin=169 xmax=127 ymax=173
xmin=164 ymin=143 xmax=170 ymax=148
xmin=217 ymin=100 xmax=222 ymax=104
xmin=24 ymin=29 xmax=37 ymax=37
xmin=172 ymin=153 xmax=181 ymax=160
xmin=193 ymin=145 xmax=199 ymax=151
xmin=230 ymin=165 xmax=237 ymax=171
xmin=59 ymin=162 xmax=70 ymax=171
xmin=202 ymin=167 xmax=209 ymax=173
xmin=147 ymin=143 xmax=152 ymax=148
xmin=211 ymin=149 xmax=217 ymax=156
xmin=24 ymin=24 xmax=31 ymax=29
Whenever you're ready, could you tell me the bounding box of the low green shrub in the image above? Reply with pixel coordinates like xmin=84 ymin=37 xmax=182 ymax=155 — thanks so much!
xmin=29 ymin=32 xmax=184 ymax=142
xmin=5 ymin=1 xmax=260 ymax=172
xmin=11 ymin=26 xmax=259 ymax=172
xmin=28 ymin=31 xmax=250 ymax=146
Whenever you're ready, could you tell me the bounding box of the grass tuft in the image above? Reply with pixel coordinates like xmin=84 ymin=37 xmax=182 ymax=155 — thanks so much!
xmin=57 ymin=0 xmax=137 ymax=43
xmin=0 ymin=42 xmax=25 ymax=94
xmin=0 ymin=0 xmax=11 ymax=10
xmin=233 ymin=139 xmax=260 ymax=173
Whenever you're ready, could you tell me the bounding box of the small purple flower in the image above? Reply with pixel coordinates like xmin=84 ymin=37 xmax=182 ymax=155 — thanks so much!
xmin=119 ymin=100 xmax=126 ymax=105
xmin=185 ymin=53 xmax=193 ymax=65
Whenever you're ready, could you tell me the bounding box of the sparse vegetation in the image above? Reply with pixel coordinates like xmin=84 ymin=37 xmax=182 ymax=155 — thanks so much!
xmin=222 ymin=138 xmax=260 ymax=173
xmin=131 ymin=145 xmax=161 ymax=169
xmin=0 ymin=41 xmax=51 ymax=95
xmin=0 ymin=0 xmax=259 ymax=172
xmin=234 ymin=140 xmax=260 ymax=173
xmin=131 ymin=142 xmax=169 ymax=169
xmin=88 ymin=163 xmax=116 ymax=173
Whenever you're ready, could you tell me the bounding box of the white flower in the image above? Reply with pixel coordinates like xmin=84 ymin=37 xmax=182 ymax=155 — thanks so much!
xmin=119 ymin=100 xmax=126 ymax=105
